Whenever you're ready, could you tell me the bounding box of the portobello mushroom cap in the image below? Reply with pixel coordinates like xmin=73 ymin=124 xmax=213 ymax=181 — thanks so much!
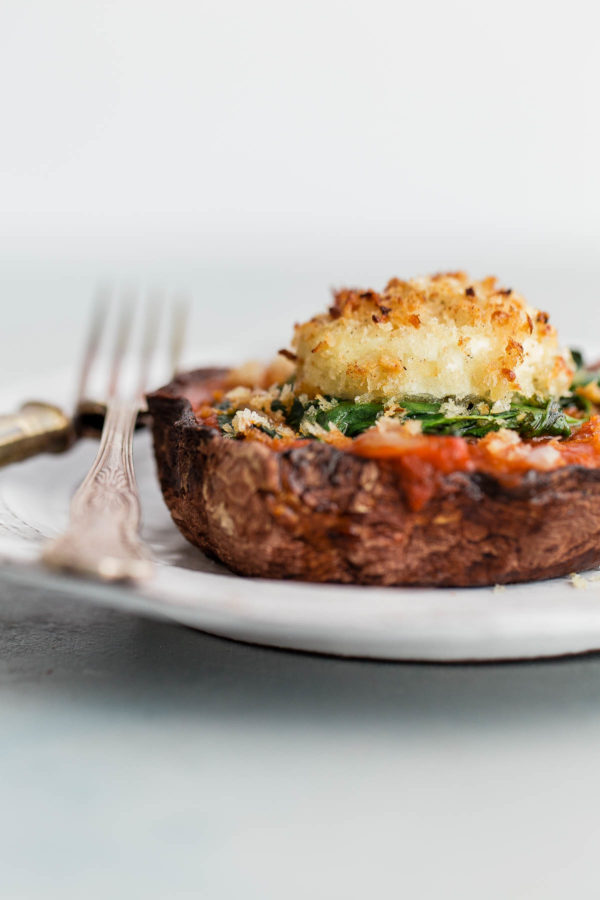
xmin=147 ymin=368 xmax=600 ymax=587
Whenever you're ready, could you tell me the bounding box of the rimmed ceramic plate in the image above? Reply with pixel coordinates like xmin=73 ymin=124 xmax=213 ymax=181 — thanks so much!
xmin=2 ymin=368 xmax=600 ymax=662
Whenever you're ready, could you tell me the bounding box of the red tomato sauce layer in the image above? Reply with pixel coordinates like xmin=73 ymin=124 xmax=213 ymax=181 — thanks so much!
xmin=352 ymin=417 xmax=600 ymax=510
xmin=190 ymin=382 xmax=600 ymax=512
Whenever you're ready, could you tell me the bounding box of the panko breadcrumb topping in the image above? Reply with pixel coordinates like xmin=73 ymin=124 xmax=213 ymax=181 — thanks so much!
xmin=292 ymin=272 xmax=573 ymax=406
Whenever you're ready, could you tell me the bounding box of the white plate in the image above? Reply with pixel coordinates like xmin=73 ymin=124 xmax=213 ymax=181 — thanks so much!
xmin=2 ymin=370 xmax=600 ymax=662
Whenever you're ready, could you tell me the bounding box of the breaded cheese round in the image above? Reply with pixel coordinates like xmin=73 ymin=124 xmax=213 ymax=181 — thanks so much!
xmin=292 ymin=272 xmax=573 ymax=405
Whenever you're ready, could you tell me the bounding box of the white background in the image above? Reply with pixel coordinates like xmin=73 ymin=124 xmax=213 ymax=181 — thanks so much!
xmin=0 ymin=0 xmax=599 ymax=381
xmin=1 ymin=0 xmax=599 ymax=249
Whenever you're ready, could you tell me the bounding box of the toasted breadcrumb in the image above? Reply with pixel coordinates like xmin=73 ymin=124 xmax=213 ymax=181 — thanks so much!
xmin=441 ymin=398 xmax=470 ymax=417
xmin=569 ymin=572 xmax=588 ymax=589
xmin=228 ymin=409 xmax=273 ymax=435
xmin=576 ymin=382 xmax=600 ymax=405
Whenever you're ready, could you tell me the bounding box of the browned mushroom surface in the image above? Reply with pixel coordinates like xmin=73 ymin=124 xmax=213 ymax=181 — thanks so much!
xmin=147 ymin=369 xmax=600 ymax=587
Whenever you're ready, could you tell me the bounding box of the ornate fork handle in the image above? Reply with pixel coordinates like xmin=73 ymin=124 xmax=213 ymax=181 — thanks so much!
xmin=42 ymin=402 xmax=154 ymax=582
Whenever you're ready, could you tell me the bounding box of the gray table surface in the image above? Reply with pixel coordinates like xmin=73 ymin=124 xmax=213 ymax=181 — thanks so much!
xmin=3 ymin=582 xmax=600 ymax=899
xmin=3 ymin=256 xmax=600 ymax=898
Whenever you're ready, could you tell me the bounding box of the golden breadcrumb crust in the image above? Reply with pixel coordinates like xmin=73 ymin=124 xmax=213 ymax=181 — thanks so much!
xmin=292 ymin=272 xmax=573 ymax=405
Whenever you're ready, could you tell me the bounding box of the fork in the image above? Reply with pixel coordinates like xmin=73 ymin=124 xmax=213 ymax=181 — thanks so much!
xmin=42 ymin=292 xmax=180 ymax=583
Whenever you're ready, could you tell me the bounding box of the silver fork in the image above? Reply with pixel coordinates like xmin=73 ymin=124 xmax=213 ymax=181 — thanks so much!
xmin=42 ymin=292 xmax=179 ymax=583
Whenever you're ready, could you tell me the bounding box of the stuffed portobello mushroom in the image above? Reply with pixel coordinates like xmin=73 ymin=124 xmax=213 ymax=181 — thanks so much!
xmin=147 ymin=272 xmax=600 ymax=587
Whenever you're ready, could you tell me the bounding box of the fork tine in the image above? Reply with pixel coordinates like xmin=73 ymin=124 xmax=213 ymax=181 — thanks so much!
xmin=76 ymin=286 xmax=110 ymax=406
xmin=108 ymin=291 xmax=136 ymax=400
xmin=137 ymin=290 xmax=163 ymax=400
xmin=170 ymin=293 xmax=190 ymax=377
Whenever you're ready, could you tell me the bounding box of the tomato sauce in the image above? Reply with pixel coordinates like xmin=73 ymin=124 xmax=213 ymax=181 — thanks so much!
xmin=352 ymin=416 xmax=600 ymax=509
xmin=192 ymin=381 xmax=600 ymax=512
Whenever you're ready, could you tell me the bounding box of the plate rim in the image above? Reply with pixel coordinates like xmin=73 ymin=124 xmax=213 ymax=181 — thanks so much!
xmin=3 ymin=366 xmax=600 ymax=662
